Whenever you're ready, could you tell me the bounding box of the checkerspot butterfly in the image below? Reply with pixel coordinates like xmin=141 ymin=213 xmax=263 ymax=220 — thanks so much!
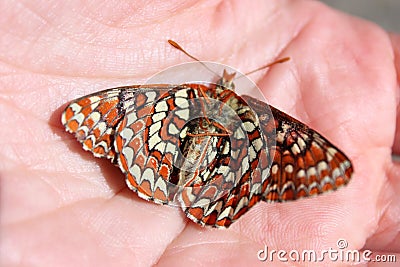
xmin=61 ymin=41 xmax=353 ymax=228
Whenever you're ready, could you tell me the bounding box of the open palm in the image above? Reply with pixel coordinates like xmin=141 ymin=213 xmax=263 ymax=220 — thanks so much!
xmin=1 ymin=1 xmax=399 ymax=266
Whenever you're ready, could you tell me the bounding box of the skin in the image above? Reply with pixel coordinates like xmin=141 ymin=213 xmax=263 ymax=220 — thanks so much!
xmin=1 ymin=0 xmax=399 ymax=266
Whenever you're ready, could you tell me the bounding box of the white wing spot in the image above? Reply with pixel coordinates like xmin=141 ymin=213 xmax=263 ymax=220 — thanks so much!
xmin=175 ymin=97 xmax=189 ymax=108
xmin=285 ymin=164 xmax=294 ymax=173
xmin=149 ymin=121 xmax=162 ymax=136
xmin=175 ymin=109 xmax=190 ymax=120
xmin=168 ymin=122 xmax=180 ymax=135
xmin=155 ymin=101 xmax=168 ymax=113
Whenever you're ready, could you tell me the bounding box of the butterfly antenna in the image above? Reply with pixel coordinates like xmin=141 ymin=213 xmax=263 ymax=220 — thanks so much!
xmin=243 ymin=57 xmax=290 ymax=77
xmin=168 ymin=40 xmax=220 ymax=77
xmin=168 ymin=40 xmax=290 ymax=83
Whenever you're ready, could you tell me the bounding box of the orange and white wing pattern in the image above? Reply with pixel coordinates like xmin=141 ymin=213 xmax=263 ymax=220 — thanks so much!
xmin=62 ymin=87 xmax=130 ymax=161
xmin=176 ymin=86 xmax=268 ymax=228
xmin=242 ymin=95 xmax=353 ymax=202
xmin=62 ymin=85 xmax=175 ymax=162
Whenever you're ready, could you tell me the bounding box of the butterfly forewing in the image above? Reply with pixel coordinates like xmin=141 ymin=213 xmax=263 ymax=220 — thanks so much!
xmin=62 ymin=85 xmax=175 ymax=161
xmin=115 ymin=85 xmax=197 ymax=204
xmin=62 ymin=87 xmax=132 ymax=160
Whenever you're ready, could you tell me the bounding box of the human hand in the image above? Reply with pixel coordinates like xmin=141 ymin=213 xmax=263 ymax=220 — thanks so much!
xmin=1 ymin=1 xmax=399 ymax=266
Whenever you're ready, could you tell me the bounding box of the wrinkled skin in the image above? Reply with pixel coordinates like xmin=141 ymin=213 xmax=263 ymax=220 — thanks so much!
xmin=1 ymin=0 xmax=399 ymax=266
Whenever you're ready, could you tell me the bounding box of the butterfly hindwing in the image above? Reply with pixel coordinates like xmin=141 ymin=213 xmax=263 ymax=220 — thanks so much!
xmin=242 ymin=95 xmax=353 ymax=202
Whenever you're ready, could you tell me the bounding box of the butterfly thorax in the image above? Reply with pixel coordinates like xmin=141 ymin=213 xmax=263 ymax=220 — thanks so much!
xmin=216 ymin=69 xmax=236 ymax=91
xmin=177 ymin=120 xmax=230 ymax=188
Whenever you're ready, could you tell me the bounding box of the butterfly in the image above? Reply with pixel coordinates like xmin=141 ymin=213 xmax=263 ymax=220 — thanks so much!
xmin=61 ymin=41 xmax=353 ymax=228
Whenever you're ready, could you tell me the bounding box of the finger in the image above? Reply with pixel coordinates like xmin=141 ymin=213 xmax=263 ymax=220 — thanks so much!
xmin=395 ymin=103 xmax=400 ymax=157
xmin=389 ymin=33 xmax=400 ymax=156
xmin=356 ymin=33 xmax=400 ymax=253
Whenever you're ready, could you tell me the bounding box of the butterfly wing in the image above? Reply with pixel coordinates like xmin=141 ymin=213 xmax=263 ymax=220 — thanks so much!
xmin=242 ymin=95 xmax=353 ymax=202
xmin=113 ymin=85 xmax=194 ymax=204
xmin=61 ymin=84 xmax=181 ymax=161
xmin=61 ymin=87 xmax=138 ymax=161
